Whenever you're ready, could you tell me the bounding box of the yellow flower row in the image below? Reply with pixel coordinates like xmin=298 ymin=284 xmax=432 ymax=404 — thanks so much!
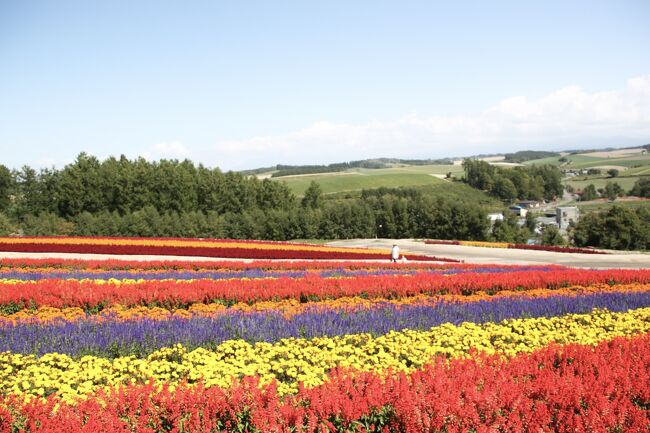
xmin=2 ymin=283 xmax=648 ymax=324
xmin=2 ymin=307 xmax=649 ymax=402
xmin=0 ymin=237 xmax=385 ymax=255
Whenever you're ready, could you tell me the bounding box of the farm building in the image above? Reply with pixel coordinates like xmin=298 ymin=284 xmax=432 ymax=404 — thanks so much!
xmin=556 ymin=206 xmax=579 ymax=231
xmin=508 ymin=205 xmax=527 ymax=217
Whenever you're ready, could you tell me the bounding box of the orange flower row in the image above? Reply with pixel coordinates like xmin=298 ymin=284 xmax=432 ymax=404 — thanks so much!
xmin=3 ymin=283 xmax=648 ymax=325
xmin=0 ymin=236 xmax=383 ymax=254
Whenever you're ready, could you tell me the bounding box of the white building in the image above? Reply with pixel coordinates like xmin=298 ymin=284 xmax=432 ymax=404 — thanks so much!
xmin=556 ymin=206 xmax=579 ymax=231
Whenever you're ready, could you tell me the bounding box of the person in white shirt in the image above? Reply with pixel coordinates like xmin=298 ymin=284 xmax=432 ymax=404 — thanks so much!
xmin=390 ymin=244 xmax=400 ymax=263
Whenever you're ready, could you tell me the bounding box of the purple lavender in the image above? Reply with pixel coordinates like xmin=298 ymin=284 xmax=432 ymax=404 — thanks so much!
xmin=1 ymin=290 xmax=648 ymax=358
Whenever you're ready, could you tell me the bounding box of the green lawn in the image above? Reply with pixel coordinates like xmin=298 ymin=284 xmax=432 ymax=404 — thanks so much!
xmin=272 ymin=165 xmax=463 ymax=196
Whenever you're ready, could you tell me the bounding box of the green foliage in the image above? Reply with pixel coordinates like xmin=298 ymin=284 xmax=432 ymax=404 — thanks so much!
xmin=630 ymin=177 xmax=650 ymax=198
xmin=541 ymin=225 xmax=565 ymax=246
xmin=0 ymin=165 xmax=13 ymax=212
xmin=1 ymin=153 xmax=509 ymax=241
xmin=603 ymin=182 xmax=624 ymax=201
xmin=462 ymin=159 xmax=563 ymax=201
xmin=573 ymin=206 xmax=650 ymax=250
xmin=0 ymin=213 xmax=13 ymax=235
xmin=490 ymin=213 xmax=529 ymax=244
xmin=524 ymin=211 xmax=537 ymax=232
xmin=580 ymin=184 xmax=598 ymax=201
xmin=503 ymin=150 xmax=560 ymax=163
xmin=271 ymin=166 xmax=348 ymax=177
xmin=301 ymin=181 xmax=323 ymax=209
xmin=607 ymin=168 xmax=620 ymax=178
xmin=5 ymin=153 xmax=296 ymax=218
xmin=493 ymin=176 xmax=518 ymax=202
xmin=22 ymin=212 xmax=73 ymax=236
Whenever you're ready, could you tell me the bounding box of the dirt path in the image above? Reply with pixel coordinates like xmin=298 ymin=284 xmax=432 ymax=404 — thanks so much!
xmin=1 ymin=240 xmax=648 ymax=269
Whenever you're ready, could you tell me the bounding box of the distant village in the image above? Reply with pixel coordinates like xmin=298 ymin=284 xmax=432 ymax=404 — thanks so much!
xmin=488 ymin=200 xmax=579 ymax=244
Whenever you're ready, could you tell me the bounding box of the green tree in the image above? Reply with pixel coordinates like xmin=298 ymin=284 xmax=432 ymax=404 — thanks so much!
xmin=541 ymin=225 xmax=565 ymax=246
xmin=0 ymin=213 xmax=13 ymax=235
xmin=630 ymin=178 xmax=650 ymax=198
xmin=524 ymin=211 xmax=537 ymax=233
xmin=581 ymin=184 xmax=598 ymax=201
xmin=23 ymin=212 xmax=73 ymax=235
xmin=490 ymin=212 xmax=527 ymax=244
xmin=0 ymin=165 xmax=13 ymax=212
xmin=493 ymin=176 xmax=517 ymax=201
xmin=607 ymin=169 xmax=619 ymax=178
xmin=301 ymin=181 xmax=323 ymax=209
xmin=603 ymin=181 xmax=623 ymax=201
xmin=573 ymin=206 xmax=650 ymax=250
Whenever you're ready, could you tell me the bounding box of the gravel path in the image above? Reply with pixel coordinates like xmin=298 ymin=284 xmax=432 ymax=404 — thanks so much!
xmin=327 ymin=239 xmax=650 ymax=269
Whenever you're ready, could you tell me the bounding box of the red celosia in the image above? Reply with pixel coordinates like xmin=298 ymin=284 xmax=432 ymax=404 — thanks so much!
xmin=1 ymin=268 xmax=649 ymax=309
xmin=1 ymin=334 xmax=649 ymax=432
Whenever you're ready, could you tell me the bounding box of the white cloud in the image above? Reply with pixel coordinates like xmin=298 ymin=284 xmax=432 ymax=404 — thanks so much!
xmin=141 ymin=141 xmax=191 ymax=160
xmin=213 ymin=76 xmax=650 ymax=169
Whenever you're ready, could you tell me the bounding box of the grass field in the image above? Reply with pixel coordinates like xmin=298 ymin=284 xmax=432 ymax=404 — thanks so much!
xmin=564 ymin=175 xmax=647 ymax=192
xmin=272 ymin=165 xmax=465 ymax=196
xmin=573 ymin=199 xmax=650 ymax=213
xmin=267 ymin=150 xmax=650 ymax=211
xmin=525 ymin=153 xmax=650 ymax=170
xmin=524 ymin=150 xmax=650 ymax=198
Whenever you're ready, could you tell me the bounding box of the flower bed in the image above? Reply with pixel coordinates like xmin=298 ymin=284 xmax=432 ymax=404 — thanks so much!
xmin=0 ymin=236 xmax=451 ymax=261
xmin=1 ymin=258 xmax=649 ymax=431
xmin=1 ymin=268 xmax=648 ymax=310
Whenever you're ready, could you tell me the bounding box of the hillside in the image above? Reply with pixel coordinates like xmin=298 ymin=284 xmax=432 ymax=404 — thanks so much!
xmin=270 ymin=164 xmax=464 ymax=196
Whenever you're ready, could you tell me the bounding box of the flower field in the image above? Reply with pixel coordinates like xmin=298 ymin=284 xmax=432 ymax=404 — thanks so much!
xmin=1 ymin=256 xmax=649 ymax=432
xmin=0 ymin=237 xmax=449 ymax=261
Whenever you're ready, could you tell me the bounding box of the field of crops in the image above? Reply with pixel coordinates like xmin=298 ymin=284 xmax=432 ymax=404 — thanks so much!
xmin=1 ymin=237 xmax=649 ymax=432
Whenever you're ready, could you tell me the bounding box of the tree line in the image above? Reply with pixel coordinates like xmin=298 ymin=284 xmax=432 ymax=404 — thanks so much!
xmin=462 ymin=159 xmax=563 ymax=202
xmin=2 ymin=153 xmax=646 ymax=250
xmin=577 ymin=178 xmax=650 ymax=201
xmin=573 ymin=206 xmax=650 ymax=250
xmin=0 ymin=154 xmax=492 ymax=241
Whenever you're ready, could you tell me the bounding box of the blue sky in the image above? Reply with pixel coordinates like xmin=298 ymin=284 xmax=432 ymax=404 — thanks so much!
xmin=1 ymin=0 xmax=649 ymax=171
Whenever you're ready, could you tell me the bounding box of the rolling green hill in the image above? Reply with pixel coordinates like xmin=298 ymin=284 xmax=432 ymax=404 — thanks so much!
xmin=270 ymin=164 xmax=465 ymax=196
xmin=523 ymin=150 xmax=650 ymax=198
xmin=564 ymin=175 xmax=644 ymax=192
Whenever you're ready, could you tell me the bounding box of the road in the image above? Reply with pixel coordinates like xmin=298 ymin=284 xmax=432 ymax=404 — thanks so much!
xmin=327 ymin=239 xmax=650 ymax=269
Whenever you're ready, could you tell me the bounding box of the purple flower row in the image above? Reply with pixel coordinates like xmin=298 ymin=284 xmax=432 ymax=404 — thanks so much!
xmin=1 ymin=290 xmax=649 ymax=358
xmin=0 ymin=265 xmax=558 ymax=281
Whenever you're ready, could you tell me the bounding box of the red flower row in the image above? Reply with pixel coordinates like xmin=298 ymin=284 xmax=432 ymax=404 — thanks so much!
xmin=2 ymin=269 xmax=648 ymax=309
xmin=0 ymin=257 xmax=484 ymax=272
xmin=2 ymin=334 xmax=649 ymax=433
xmin=0 ymin=240 xmax=447 ymax=261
